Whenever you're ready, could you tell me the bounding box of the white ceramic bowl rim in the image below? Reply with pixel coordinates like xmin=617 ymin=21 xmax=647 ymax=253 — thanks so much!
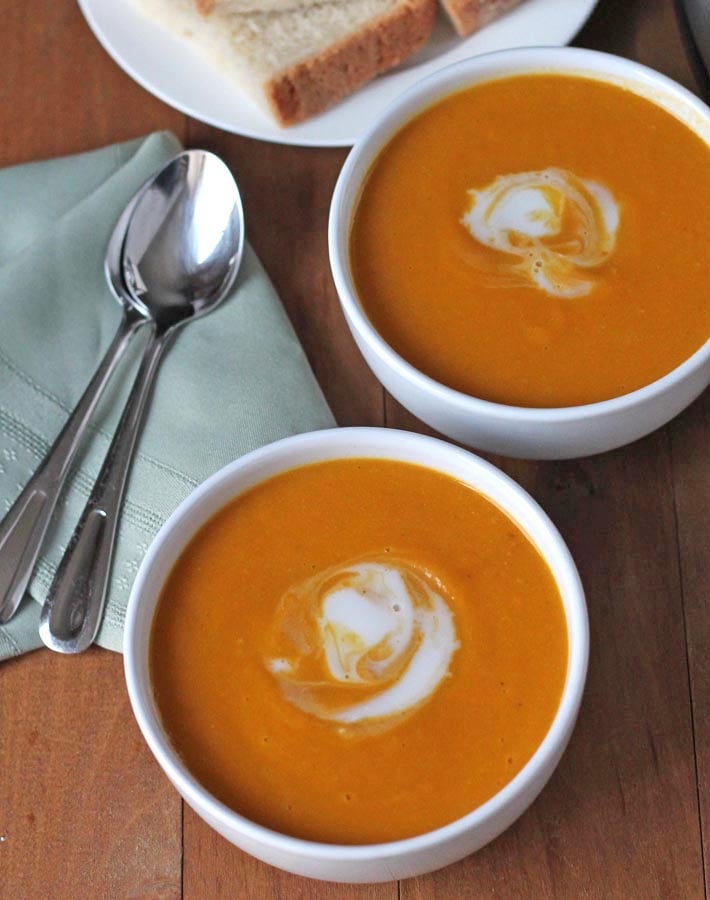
xmin=124 ymin=427 xmax=589 ymax=862
xmin=328 ymin=46 xmax=710 ymax=424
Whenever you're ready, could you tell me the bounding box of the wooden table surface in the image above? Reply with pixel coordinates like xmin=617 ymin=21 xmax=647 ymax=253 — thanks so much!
xmin=1 ymin=1 xmax=708 ymax=897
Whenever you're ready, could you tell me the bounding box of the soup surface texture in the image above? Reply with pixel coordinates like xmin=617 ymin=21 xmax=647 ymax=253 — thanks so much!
xmin=349 ymin=74 xmax=710 ymax=407
xmin=151 ymin=459 xmax=568 ymax=844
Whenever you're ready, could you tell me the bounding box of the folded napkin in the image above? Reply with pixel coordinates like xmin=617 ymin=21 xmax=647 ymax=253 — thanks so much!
xmin=0 ymin=132 xmax=334 ymax=660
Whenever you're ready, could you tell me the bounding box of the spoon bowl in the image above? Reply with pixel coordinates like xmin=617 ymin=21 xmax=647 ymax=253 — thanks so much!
xmin=105 ymin=182 xmax=145 ymax=307
xmin=122 ymin=151 xmax=244 ymax=325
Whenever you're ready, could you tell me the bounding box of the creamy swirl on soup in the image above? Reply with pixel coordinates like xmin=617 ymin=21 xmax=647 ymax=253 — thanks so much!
xmin=462 ymin=167 xmax=619 ymax=298
xmin=265 ymin=558 xmax=458 ymax=730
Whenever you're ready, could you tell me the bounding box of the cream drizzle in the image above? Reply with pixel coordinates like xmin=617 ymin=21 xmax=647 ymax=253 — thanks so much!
xmin=462 ymin=167 xmax=619 ymax=298
xmin=265 ymin=559 xmax=459 ymax=731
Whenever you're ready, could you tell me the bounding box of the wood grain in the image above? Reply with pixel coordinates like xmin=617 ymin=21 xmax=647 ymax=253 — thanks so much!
xmin=0 ymin=649 xmax=181 ymax=899
xmin=0 ymin=0 xmax=707 ymax=898
xmin=669 ymin=390 xmax=710 ymax=891
xmin=0 ymin=2 xmax=185 ymax=168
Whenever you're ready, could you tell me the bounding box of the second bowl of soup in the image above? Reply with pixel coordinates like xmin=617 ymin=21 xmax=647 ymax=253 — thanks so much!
xmin=329 ymin=48 xmax=710 ymax=458
xmin=124 ymin=427 xmax=588 ymax=882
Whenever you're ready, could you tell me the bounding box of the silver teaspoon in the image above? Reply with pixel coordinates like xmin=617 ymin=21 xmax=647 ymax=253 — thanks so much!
xmin=0 ymin=176 xmax=156 ymax=625
xmin=39 ymin=149 xmax=245 ymax=653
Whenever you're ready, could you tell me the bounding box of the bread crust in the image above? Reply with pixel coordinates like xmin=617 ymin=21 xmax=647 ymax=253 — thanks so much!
xmin=440 ymin=0 xmax=525 ymax=37
xmin=265 ymin=0 xmax=437 ymax=126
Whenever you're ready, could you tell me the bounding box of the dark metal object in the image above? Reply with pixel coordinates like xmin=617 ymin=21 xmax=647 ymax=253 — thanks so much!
xmin=675 ymin=0 xmax=710 ymax=99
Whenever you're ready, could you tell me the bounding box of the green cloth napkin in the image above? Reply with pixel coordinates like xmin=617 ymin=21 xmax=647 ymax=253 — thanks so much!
xmin=0 ymin=132 xmax=334 ymax=660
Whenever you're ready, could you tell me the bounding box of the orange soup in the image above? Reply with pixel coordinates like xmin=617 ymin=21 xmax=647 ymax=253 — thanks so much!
xmin=150 ymin=459 xmax=568 ymax=844
xmin=349 ymin=74 xmax=710 ymax=407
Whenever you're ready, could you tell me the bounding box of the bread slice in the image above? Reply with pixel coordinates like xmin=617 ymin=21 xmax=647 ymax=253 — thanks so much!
xmin=195 ymin=0 xmax=320 ymax=13
xmin=136 ymin=0 xmax=437 ymax=126
xmin=439 ymin=0 xmax=526 ymax=37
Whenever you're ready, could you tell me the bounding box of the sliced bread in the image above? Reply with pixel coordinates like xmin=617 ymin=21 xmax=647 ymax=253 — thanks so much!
xmin=439 ymin=0 xmax=526 ymax=37
xmin=195 ymin=1 xmax=321 ymax=13
xmin=137 ymin=0 xmax=437 ymax=126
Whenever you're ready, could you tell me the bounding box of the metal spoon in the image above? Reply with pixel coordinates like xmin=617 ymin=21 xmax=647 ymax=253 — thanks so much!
xmin=39 ymin=150 xmax=244 ymax=653
xmin=0 ymin=176 xmax=156 ymax=625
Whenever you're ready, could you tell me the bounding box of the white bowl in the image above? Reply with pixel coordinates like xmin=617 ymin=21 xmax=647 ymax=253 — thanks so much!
xmin=328 ymin=48 xmax=710 ymax=459
xmin=124 ymin=427 xmax=588 ymax=882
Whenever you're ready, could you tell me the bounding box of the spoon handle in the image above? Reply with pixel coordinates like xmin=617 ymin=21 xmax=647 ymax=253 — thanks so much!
xmin=39 ymin=327 xmax=171 ymax=653
xmin=0 ymin=310 xmax=145 ymax=625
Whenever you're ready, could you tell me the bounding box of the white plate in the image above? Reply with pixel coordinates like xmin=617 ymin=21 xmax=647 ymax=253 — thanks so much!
xmin=78 ymin=0 xmax=598 ymax=147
